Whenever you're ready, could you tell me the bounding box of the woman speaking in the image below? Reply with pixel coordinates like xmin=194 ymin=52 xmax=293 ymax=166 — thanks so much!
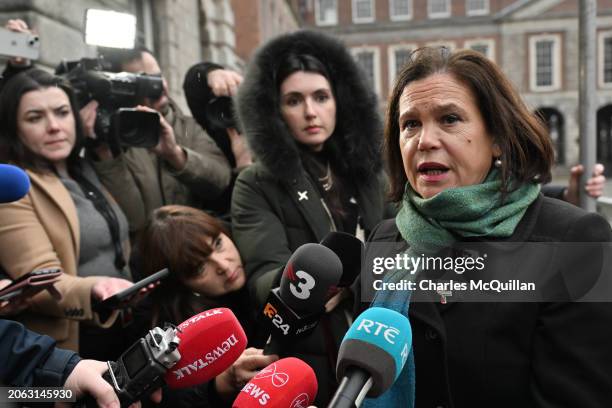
xmin=361 ymin=47 xmax=612 ymax=407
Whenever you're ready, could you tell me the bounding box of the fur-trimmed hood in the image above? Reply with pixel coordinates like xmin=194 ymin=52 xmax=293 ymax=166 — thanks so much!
xmin=236 ymin=30 xmax=383 ymax=183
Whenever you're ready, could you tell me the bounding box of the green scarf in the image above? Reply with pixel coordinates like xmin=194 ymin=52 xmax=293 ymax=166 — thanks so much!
xmin=396 ymin=169 xmax=541 ymax=253
xmin=365 ymin=170 xmax=540 ymax=408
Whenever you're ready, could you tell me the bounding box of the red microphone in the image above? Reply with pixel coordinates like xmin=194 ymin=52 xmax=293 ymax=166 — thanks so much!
xmin=232 ymin=357 xmax=318 ymax=408
xmin=165 ymin=307 xmax=248 ymax=388
xmin=80 ymin=307 xmax=248 ymax=407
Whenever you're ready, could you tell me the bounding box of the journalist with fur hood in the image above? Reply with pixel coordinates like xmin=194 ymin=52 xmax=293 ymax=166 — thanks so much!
xmin=231 ymin=30 xmax=387 ymax=405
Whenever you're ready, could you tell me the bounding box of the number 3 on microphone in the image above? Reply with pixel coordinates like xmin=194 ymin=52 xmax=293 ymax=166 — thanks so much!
xmin=289 ymin=270 xmax=316 ymax=300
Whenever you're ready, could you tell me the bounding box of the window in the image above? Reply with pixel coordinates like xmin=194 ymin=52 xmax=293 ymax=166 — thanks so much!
xmin=466 ymin=0 xmax=489 ymax=16
xmin=604 ymin=37 xmax=612 ymax=83
xmin=536 ymin=41 xmax=554 ymax=86
xmin=464 ymin=39 xmax=495 ymax=61
xmin=529 ymin=34 xmax=561 ymax=91
xmin=352 ymin=47 xmax=381 ymax=94
xmin=353 ymin=0 xmax=374 ymax=23
xmin=390 ymin=0 xmax=412 ymax=21
xmin=388 ymin=45 xmax=415 ymax=86
xmin=598 ymin=30 xmax=612 ymax=87
xmin=315 ymin=0 xmax=337 ymax=26
xmin=428 ymin=0 xmax=450 ymax=18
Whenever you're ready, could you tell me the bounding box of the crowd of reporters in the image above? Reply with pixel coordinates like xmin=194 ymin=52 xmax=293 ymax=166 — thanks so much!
xmin=0 ymin=17 xmax=610 ymax=408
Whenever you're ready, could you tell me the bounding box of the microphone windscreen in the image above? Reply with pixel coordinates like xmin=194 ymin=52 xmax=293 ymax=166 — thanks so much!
xmin=320 ymin=232 xmax=364 ymax=287
xmin=336 ymin=307 xmax=412 ymax=396
xmin=0 ymin=164 xmax=30 ymax=204
xmin=165 ymin=308 xmax=247 ymax=389
xmin=232 ymin=357 xmax=317 ymax=408
xmin=279 ymin=243 xmax=342 ymax=314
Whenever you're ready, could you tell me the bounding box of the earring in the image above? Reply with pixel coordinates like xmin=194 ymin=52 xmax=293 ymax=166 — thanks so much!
xmin=494 ymin=157 xmax=502 ymax=168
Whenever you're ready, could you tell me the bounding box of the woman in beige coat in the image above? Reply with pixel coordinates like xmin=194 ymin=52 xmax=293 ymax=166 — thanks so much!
xmin=0 ymin=69 xmax=136 ymax=353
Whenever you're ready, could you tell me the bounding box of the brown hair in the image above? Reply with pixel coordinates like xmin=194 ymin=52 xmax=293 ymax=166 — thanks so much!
xmin=138 ymin=205 xmax=229 ymax=325
xmin=384 ymin=47 xmax=554 ymax=202
xmin=0 ymin=69 xmax=86 ymax=173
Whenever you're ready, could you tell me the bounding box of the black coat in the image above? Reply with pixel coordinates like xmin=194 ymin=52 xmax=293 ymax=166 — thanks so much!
xmin=232 ymin=30 xmax=387 ymax=405
xmin=358 ymin=195 xmax=612 ymax=407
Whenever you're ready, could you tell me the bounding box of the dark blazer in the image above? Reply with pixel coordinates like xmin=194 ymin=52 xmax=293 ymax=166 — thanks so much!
xmin=358 ymin=195 xmax=612 ymax=408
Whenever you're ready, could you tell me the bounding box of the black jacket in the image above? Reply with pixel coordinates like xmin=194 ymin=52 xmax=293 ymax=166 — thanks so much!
xmin=0 ymin=319 xmax=80 ymax=387
xmin=358 ymin=195 xmax=612 ymax=407
xmin=231 ymin=30 xmax=386 ymax=405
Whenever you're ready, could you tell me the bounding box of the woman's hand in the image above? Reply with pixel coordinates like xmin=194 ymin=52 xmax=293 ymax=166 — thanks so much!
xmin=57 ymin=359 xmax=163 ymax=408
xmin=565 ymin=163 xmax=606 ymax=205
xmin=91 ymin=277 xmax=134 ymax=302
xmin=0 ymin=279 xmax=30 ymax=316
xmin=215 ymin=348 xmax=279 ymax=400
xmin=207 ymin=69 xmax=243 ymax=97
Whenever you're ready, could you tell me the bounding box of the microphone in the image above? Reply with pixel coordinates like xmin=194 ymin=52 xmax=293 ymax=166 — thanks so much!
xmin=232 ymin=357 xmax=318 ymax=408
xmin=165 ymin=307 xmax=247 ymax=388
xmin=0 ymin=164 xmax=30 ymax=203
xmin=83 ymin=307 xmax=247 ymax=407
xmin=261 ymin=243 xmax=342 ymax=353
xmin=320 ymin=232 xmax=364 ymax=287
xmin=328 ymin=307 xmax=412 ymax=408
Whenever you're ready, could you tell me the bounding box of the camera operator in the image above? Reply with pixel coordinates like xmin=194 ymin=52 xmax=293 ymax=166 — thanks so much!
xmin=90 ymin=47 xmax=232 ymax=237
xmin=183 ymin=62 xmax=252 ymax=219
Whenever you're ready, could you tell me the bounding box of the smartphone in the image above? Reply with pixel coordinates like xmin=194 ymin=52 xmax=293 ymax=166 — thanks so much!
xmin=0 ymin=268 xmax=62 ymax=302
xmin=93 ymin=268 xmax=169 ymax=312
xmin=0 ymin=27 xmax=40 ymax=60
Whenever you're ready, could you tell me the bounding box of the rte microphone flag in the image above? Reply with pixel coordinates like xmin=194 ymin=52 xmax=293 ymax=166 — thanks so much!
xmin=328 ymin=307 xmax=412 ymax=408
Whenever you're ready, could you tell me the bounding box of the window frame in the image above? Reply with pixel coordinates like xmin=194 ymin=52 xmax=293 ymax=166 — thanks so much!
xmin=466 ymin=0 xmax=489 ymax=16
xmin=352 ymin=0 xmax=375 ymax=23
xmin=427 ymin=0 xmax=451 ymax=19
xmin=598 ymin=29 xmax=612 ymax=89
xmin=389 ymin=0 xmax=412 ymax=21
xmin=388 ymin=44 xmax=416 ymax=89
xmin=315 ymin=0 xmax=338 ymax=26
xmin=529 ymin=34 xmax=562 ymax=92
xmin=351 ymin=46 xmax=382 ymax=95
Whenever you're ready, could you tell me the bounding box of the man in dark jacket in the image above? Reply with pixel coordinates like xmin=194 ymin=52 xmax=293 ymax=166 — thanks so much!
xmin=90 ymin=48 xmax=232 ymax=237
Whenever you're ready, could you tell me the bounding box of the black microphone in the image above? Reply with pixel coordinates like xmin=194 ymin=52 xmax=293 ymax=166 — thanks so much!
xmin=260 ymin=243 xmax=342 ymax=354
xmin=320 ymin=232 xmax=364 ymax=287
xmin=328 ymin=307 xmax=412 ymax=408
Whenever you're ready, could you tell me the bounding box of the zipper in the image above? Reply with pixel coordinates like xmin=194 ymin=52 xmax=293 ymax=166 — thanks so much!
xmin=320 ymin=198 xmax=338 ymax=232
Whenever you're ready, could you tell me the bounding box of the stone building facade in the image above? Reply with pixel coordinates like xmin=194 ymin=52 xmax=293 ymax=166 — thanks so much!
xmin=298 ymin=0 xmax=612 ymax=171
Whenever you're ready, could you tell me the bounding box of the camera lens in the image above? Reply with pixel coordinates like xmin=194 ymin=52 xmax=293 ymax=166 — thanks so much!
xmin=205 ymin=96 xmax=236 ymax=130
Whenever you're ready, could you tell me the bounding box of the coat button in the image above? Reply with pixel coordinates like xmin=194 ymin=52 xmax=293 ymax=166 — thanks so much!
xmin=425 ymin=329 xmax=438 ymax=340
